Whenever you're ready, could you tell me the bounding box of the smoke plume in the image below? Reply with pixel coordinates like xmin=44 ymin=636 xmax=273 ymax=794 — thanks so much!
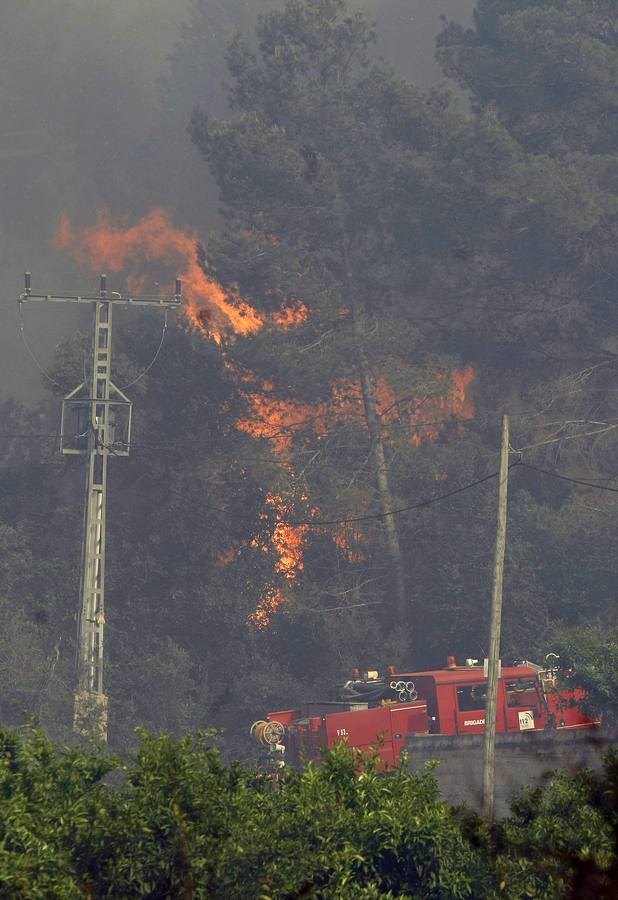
xmin=0 ymin=0 xmax=474 ymax=405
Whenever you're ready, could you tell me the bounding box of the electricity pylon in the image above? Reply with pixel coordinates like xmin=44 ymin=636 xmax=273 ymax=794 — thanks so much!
xmin=19 ymin=273 xmax=182 ymax=741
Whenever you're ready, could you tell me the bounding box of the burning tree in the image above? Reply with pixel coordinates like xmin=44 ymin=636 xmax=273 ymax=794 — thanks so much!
xmin=50 ymin=1 xmax=482 ymax=664
xmin=189 ymin=0 xmax=475 ymax=635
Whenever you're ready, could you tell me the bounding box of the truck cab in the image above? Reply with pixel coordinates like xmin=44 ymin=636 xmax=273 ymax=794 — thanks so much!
xmin=394 ymin=663 xmax=592 ymax=736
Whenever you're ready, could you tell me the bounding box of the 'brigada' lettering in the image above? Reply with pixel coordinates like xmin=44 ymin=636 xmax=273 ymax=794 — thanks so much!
xmin=464 ymin=718 xmax=485 ymax=727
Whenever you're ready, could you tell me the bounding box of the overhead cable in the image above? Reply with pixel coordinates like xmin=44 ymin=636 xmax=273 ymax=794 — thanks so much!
xmin=284 ymin=465 xmax=520 ymax=528
xmin=119 ymin=308 xmax=169 ymax=390
xmin=0 ymin=432 xmax=63 ymax=439
xmin=519 ymin=462 xmax=618 ymax=494
xmin=18 ymin=301 xmax=63 ymax=388
xmin=513 ymin=422 xmax=618 ymax=452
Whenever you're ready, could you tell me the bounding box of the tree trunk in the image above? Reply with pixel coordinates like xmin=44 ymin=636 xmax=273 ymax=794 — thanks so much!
xmin=342 ymin=247 xmax=407 ymax=625
xmin=355 ymin=332 xmax=408 ymax=625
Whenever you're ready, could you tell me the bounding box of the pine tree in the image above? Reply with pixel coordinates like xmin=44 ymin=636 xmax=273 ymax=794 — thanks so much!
xmin=190 ymin=0 xmax=471 ymax=633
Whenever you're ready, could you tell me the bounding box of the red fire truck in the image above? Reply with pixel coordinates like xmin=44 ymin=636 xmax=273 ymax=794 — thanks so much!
xmin=251 ymin=657 xmax=598 ymax=769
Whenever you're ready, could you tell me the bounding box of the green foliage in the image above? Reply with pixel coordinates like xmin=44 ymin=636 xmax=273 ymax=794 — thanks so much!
xmin=551 ymin=626 xmax=618 ymax=727
xmin=2 ymin=726 xmax=618 ymax=897
xmin=0 ymin=727 xmax=117 ymax=898
xmin=438 ymin=0 xmax=618 ymax=154
xmin=436 ymin=0 xmax=618 ymax=359
xmin=498 ymin=763 xmax=618 ymax=898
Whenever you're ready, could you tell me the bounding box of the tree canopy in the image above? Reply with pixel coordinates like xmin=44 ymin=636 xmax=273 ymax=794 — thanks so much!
xmin=0 ymin=0 xmax=616 ymax=767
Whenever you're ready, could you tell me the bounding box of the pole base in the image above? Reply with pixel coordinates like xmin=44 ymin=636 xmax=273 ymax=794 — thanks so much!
xmin=74 ymin=690 xmax=108 ymax=743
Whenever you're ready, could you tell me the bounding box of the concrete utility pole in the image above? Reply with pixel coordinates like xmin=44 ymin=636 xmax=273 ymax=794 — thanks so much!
xmin=482 ymin=414 xmax=510 ymax=820
xmin=19 ymin=273 xmax=182 ymax=742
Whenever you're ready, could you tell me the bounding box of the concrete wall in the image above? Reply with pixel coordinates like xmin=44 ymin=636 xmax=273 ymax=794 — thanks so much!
xmin=405 ymin=730 xmax=611 ymax=819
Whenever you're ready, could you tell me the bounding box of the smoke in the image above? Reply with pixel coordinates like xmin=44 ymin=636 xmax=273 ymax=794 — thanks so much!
xmin=0 ymin=0 xmax=196 ymax=405
xmin=357 ymin=0 xmax=476 ymax=86
xmin=0 ymin=0 xmax=474 ymax=406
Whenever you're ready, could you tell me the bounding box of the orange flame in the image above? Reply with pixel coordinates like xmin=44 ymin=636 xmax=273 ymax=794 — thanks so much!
xmin=250 ymin=493 xmax=309 ymax=629
xmin=237 ymin=382 xmax=320 ymax=453
xmin=53 ymin=209 xmax=311 ymax=624
xmin=53 ymin=209 xmax=474 ymax=628
xmin=251 ymin=587 xmax=287 ymax=630
xmin=333 ymin=525 xmax=366 ymax=562
xmin=374 ymin=366 xmax=476 ymax=445
xmin=55 ymin=209 xmax=264 ymax=341
xmin=239 ymin=368 xmax=475 ymax=453
xmin=239 ymin=367 xmax=474 ymax=624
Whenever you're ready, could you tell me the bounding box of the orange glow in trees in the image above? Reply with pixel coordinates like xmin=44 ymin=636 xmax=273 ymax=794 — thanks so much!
xmin=54 ymin=210 xmax=475 ymax=626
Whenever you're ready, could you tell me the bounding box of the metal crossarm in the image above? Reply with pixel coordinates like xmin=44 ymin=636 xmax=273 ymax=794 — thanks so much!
xmin=21 ymin=272 xmax=183 ymax=308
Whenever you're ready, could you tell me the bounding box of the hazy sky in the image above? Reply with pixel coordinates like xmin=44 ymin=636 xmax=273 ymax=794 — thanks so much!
xmin=1 ymin=0 xmax=475 ymax=406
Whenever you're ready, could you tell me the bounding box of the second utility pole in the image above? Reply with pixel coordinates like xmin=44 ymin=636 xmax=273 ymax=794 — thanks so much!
xmin=482 ymin=414 xmax=510 ymax=820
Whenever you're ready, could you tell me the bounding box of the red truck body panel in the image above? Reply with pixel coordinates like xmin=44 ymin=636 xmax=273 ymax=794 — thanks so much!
xmin=262 ymin=663 xmax=599 ymax=769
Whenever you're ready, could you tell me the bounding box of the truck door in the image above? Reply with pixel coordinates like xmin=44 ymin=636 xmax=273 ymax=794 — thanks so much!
xmin=389 ymin=702 xmax=429 ymax=761
xmin=504 ymin=678 xmax=543 ymax=732
xmin=455 ymin=682 xmax=488 ymax=734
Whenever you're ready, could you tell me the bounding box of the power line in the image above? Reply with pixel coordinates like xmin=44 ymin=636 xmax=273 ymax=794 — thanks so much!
xmin=18 ymin=296 xmax=169 ymax=395
xmin=282 ymin=457 xmax=617 ymax=528
xmin=119 ymin=308 xmax=169 ymax=390
xmin=5 ymin=433 xmax=617 ymax=520
xmin=519 ymin=462 xmax=618 ymax=494
xmin=0 ymin=431 xmax=485 ymax=481
xmin=18 ymin=301 xmax=62 ymax=388
xmin=0 ymin=433 xmax=63 ymax=439
xmin=284 ymin=465 xmax=516 ymax=528
xmin=130 ymin=464 xmax=508 ymax=527
xmin=295 ymin=599 xmax=383 ymax=614
xmin=0 ymin=430 xmax=90 ymax=441
xmin=513 ymin=422 xmax=618 ymax=452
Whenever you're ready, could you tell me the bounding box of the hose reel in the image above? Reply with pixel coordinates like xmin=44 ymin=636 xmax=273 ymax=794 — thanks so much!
xmin=251 ymin=720 xmax=286 ymax=747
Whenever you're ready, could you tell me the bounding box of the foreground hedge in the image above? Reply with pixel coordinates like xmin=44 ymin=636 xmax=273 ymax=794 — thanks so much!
xmin=0 ymin=727 xmax=616 ymax=898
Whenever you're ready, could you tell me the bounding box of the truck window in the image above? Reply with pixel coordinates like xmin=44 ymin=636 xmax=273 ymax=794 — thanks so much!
xmin=505 ymin=679 xmax=538 ymax=708
xmin=457 ymin=684 xmax=487 ymax=712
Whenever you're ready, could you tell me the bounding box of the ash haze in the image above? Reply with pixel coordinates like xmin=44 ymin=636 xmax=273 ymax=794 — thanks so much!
xmin=0 ymin=0 xmax=473 ymax=405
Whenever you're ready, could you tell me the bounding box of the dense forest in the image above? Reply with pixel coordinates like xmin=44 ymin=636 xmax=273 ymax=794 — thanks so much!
xmin=0 ymin=0 xmax=617 ymax=768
